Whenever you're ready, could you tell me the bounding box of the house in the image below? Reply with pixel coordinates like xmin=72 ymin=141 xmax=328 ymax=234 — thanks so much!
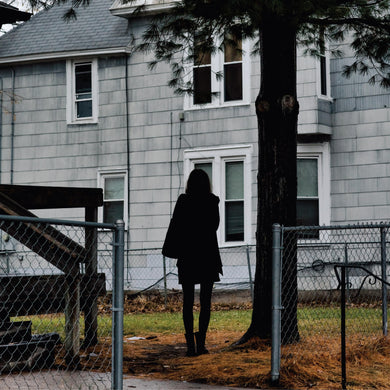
xmin=0 ymin=0 xmax=389 ymax=290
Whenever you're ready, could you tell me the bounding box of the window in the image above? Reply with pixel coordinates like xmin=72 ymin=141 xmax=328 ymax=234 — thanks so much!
xmin=184 ymin=145 xmax=252 ymax=246
xmin=193 ymin=35 xmax=212 ymax=104
xmin=75 ymin=63 xmax=93 ymax=118
xmin=317 ymin=32 xmax=331 ymax=99
xmin=66 ymin=59 xmax=98 ymax=123
xmin=297 ymin=143 xmax=331 ymax=236
xmin=98 ymin=171 xmax=128 ymax=226
xmin=224 ymin=161 xmax=244 ymax=241
xmin=185 ymin=34 xmax=250 ymax=109
xmin=223 ymin=34 xmax=243 ymax=102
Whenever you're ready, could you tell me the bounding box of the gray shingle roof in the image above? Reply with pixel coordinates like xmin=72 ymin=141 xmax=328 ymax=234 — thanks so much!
xmin=0 ymin=0 xmax=131 ymax=61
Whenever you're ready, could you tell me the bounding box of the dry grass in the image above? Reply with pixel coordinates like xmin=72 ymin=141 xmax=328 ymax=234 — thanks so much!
xmin=80 ymin=293 xmax=390 ymax=389
xmin=75 ymin=330 xmax=390 ymax=389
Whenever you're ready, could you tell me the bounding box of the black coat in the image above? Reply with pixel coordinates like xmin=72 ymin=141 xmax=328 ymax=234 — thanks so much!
xmin=171 ymin=193 xmax=222 ymax=284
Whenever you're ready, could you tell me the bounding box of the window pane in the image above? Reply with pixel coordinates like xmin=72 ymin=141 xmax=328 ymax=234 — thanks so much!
xmin=297 ymin=159 xmax=318 ymax=197
xmin=225 ymin=201 xmax=244 ymax=241
xmin=75 ymin=64 xmax=92 ymax=94
xmin=224 ymin=63 xmax=243 ymax=101
xmin=103 ymin=201 xmax=124 ymax=224
xmin=76 ymin=100 xmax=92 ymax=118
xmin=104 ymin=177 xmax=124 ymax=200
xmin=297 ymin=199 xmax=319 ymax=238
xmin=297 ymin=199 xmax=319 ymax=226
xmin=194 ymin=66 xmax=211 ymax=104
xmin=194 ymin=163 xmax=212 ymax=184
xmin=194 ymin=34 xmax=211 ymax=66
xmin=226 ymin=161 xmax=243 ymax=200
xmin=320 ymin=56 xmax=327 ymax=95
xmin=224 ymin=36 xmax=242 ymax=63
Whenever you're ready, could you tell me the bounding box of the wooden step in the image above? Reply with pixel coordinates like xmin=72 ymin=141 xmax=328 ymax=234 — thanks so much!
xmin=0 ymin=333 xmax=60 ymax=373
xmin=0 ymin=321 xmax=31 ymax=345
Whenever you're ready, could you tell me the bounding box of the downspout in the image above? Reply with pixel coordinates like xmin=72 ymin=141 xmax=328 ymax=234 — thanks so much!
xmin=125 ymin=53 xmax=130 ymax=230
xmin=10 ymin=68 xmax=15 ymax=185
xmin=125 ymin=53 xmax=131 ymax=284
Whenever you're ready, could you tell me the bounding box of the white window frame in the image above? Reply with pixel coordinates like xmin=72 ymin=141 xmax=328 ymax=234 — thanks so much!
xmin=98 ymin=169 xmax=128 ymax=229
xmin=66 ymin=58 xmax=99 ymax=124
xmin=184 ymin=144 xmax=253 ymax=247
xmin=297 ymin=143 xmax=331 ymax=230
xmin=183 ymin=37 xmax=251 ymax=110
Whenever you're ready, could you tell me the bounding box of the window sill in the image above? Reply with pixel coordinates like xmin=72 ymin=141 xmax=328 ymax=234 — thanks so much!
xmin=219 ymin=241 xmax=252 ymax=249
xmin=317 ymin=95 xmax=334 ymax=103
xmin=67 ymin=119 xmax=99 ymax=126
xmin=184 ymin=100 xmax=251 ymax=111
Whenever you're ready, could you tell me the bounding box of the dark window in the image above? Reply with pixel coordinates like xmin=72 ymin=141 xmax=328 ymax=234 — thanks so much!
xmin=224 ymin=34 xmax=243 ymax=102
xmin=193 ymin=36 xmax=212 ymax=104
xmin=319 ymin=31 xmax=328 ymax=96
xmin=194 ymin=67 xmax=212 ymax=104
xmin=320 ymin=56 xmax=327 ymax=96
xmin=75 ymin=63 xmax=92 ymax=118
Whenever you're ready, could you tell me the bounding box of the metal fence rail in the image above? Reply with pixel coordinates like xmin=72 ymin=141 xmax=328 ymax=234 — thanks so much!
xmin=0 ymin=215 xmax=124 ymax=390
xmin=272 ymin=223 xmax=390 ymax=387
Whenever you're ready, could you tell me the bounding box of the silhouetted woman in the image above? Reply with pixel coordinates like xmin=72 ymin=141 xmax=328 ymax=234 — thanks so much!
xmin=166 ymin=169 xmax=222 ymax=356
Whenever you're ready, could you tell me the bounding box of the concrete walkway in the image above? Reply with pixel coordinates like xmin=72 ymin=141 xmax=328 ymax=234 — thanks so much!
xmin=0 ymin=371 xmax=252 ymax=389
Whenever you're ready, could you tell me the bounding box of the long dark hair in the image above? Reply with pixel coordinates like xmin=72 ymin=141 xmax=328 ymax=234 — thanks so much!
xmin=186 ymin=169 xmax=211 ymax=195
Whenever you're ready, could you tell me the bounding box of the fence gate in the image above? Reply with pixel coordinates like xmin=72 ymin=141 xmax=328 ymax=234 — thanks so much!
xmin=0 ymin=215 xmax=124 ymax=390
xmin=272 ymin=223 xmax=390 ymax=388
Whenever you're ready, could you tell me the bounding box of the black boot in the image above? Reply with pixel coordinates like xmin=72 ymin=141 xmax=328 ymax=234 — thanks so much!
xmin=184 ymin=333 xmax=196 ymax=357
xmin=195 ymin=332 xmax=209 ymax=355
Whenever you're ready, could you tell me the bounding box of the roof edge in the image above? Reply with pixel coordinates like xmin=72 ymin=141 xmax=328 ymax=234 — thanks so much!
xmin=110 ymin=0 xmax=179 ymax=18
xmin=0 ymin=47 xmax=131 ymax=65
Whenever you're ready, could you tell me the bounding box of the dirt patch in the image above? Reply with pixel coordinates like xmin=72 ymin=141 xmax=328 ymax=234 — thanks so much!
xmin=86 ymin=292 xmax=390 ymax=389
xmin=76 ymin=331 xmax=390 ymax=389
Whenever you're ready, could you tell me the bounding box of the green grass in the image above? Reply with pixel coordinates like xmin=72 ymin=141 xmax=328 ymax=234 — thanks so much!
xmin=13 ymin=306 xmax=387 ymax=340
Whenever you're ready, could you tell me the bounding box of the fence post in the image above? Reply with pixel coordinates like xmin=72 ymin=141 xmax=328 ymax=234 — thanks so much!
xmin=271 ymin=223 xmax=282 ymax=384
xmin=163 ymin=255 xmax=168 ymax=308
xmin=246 ymin=245 xmax=254 ymax=302
xmin=381 ymin=227 xmax=388 ymax=336
xmin=341 ymin=266 xmax=347 ymax=390
xmin=112 ymin=220 xmax=125 ymax=390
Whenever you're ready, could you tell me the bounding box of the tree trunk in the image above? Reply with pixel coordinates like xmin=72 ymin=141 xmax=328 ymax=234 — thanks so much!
xmin=239 ymin=14 xmax=299 ymax=344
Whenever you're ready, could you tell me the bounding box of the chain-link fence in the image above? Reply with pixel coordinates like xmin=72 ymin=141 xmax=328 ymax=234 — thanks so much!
xmin=123 ymin=245 xmax=256 ymax=299
xmin=272 ymin=223 xmax=390 ymax=387
xmin=0 ymin=215 xmax=124 ymax=390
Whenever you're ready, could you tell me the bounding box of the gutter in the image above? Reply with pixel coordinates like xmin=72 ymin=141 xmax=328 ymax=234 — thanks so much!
xmin=0 ymin=47 xmax=132 ymax=66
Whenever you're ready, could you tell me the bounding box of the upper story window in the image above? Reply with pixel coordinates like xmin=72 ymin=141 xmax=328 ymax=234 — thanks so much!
xmin=317 ymin=31 xmax=331 ymax=99
xmin=184 ymin=145 xmax=253 ymax=246
xmin=297 ymin=143 xmax=331 ymax=238
xmin=185 ymin=34 xmax=250 ymax=110
xmin=66 ymin=59 xmax=99 ymax=124
xmin=223 ymin=34 xmax=243 ymax=102
xmin=98 ymin=170 xmax=128 ymax=227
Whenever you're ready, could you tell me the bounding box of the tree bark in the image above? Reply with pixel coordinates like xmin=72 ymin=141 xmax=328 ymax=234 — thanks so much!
xmin=239 ymin=13 xmax=299 ymax=344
